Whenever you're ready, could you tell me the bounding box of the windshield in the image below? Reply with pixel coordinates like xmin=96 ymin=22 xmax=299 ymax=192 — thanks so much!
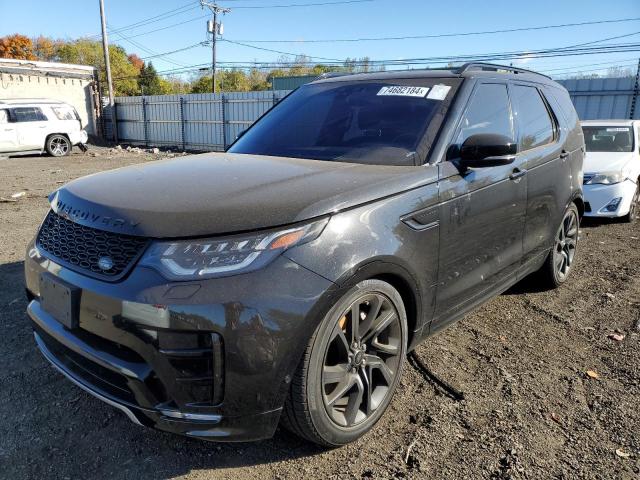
xmin=583 ymin=126 xmax=634 ymax=152
xmin=229 ymin=78 xmax=460 ymax=166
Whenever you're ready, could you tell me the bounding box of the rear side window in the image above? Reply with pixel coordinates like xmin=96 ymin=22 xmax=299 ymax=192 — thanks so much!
xmin=51 ymin=106 xmax=76 ymax=121
xmin=11 ymin=107 xmax=47 ymax=123
xmin=512 ymin=85 xmax=554 ymax=151
xmin=548 ymin=87 xmax=578 ymax=127
xmin=453 ymin=83 xmax=514 ymax=147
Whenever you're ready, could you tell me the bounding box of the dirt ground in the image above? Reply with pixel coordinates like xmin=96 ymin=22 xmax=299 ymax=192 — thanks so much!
xmin=0 ymin=146 xmax=638 ymax=480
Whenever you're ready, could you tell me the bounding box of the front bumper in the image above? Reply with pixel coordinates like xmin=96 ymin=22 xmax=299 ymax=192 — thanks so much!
xmin=583 ymin=179 xmax=637 ymax=217
xmin=25 ymin=242 xmax=335 ymax=441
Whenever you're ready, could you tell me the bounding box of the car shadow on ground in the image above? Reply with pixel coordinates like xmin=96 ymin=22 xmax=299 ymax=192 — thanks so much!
xmin=0 ymin=260 xmax=327 ymax=479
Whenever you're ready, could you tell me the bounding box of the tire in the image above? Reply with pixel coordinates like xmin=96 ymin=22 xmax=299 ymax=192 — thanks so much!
xmin=537 ymin=203 xmax=580 ymax=289
xmin=621 ymin=183 xmax=639 ymax=224
xmin=46 ymin=134 xmax=71 ymax=157
xmin=281 ymin=279 xmax=407 ymax=447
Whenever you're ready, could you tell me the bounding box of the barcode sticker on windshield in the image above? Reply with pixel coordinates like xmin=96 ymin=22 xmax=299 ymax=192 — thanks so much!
xmin=427 ymin=84 xmax=451 ymax=101
xmin=606 ymin=127 xmax=629 ymax=132
xmin=377 ymin=86 xmax=429 ymax=97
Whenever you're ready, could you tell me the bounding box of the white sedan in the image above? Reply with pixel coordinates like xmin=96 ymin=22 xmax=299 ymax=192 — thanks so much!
xmin=581 ymin=120 xmax=639 ymax=223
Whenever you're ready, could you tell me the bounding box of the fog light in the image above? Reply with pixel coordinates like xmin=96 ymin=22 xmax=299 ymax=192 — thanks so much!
xmin=602 ymin=197 xmax=622 ymax=213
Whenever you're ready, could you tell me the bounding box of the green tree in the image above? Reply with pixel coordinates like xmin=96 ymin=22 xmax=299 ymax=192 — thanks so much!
xmin=56 ymin=39 xmax=139 ymax=96
xmin=138 ymin=62 xmax=166 ymax=95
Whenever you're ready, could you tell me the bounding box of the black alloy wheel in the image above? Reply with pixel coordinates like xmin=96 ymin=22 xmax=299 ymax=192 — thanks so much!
xmin=553 ymin=207 xmax=579 ymax=282
xmin=281 ymin=279 xmax=407 ymax=446
xmin=321 ymin=292 xmax=403 ymax=427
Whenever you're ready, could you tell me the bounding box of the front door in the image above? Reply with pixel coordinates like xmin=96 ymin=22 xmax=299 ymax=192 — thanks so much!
xmin=0 ymin=109 xmax=17 ymax=152
xmin=433 ymin=81 xmax=527 ymax=327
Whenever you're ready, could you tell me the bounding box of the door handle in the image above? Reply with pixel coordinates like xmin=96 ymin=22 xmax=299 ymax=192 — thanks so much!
xmin=39 ymin=126 xmax=47 ymax=129
xmin=509 ymin=168 xmax=527 ymax=181
xmin=560 ymin=150 xmax=569 ymax=159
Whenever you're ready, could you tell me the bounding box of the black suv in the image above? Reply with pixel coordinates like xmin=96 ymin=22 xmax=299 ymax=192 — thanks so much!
xmin=24 ymin=63 xmax=584 ymax=446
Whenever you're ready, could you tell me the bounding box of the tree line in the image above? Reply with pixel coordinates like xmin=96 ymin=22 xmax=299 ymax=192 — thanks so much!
xmin=0 ymin=33 xmax=380 ymax=97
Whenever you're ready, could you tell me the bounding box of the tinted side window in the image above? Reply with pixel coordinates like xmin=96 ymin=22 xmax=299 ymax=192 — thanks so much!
xmin=512 ymin=86 xmax=554 ymax=151
xmin=11 ymin=107 xmax=47 ymax=123
xmin=454 ymin=83 xmax=513 ymax=147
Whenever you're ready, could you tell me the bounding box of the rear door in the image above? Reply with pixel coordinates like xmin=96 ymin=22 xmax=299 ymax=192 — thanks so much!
xmin=433 ymin=81 xmax=527 ymax=326
xmin=510 ymin=84 xmax=567 ymax=267
xmin=0 ymin=109 xmax=18 ymax=152
xmin=11 ymin=106 xmax=49 ymax=150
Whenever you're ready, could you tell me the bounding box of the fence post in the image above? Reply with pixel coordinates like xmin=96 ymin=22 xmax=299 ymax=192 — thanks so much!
xmin=221 ymin=94 xmax=227 ymax=150
xmin=112 ymin=102 xmax=118 ymax=144
xmin=630 ymin=58 xmax=640 ymax=120
xmin=272 ymin=92 xmax=277 ymax=106
xmin=179 ymin=97 xmax=186 ymax=151
xmin=142 ymin=97 xmax=148 ymax=147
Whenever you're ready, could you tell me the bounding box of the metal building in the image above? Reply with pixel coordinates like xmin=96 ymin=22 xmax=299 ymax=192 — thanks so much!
xmin=0 ymin=58 xmax=100 ymax=135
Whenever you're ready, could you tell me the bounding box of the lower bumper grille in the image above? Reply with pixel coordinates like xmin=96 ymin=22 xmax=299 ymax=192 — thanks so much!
xmin=35 ymin=326 xmax=137 ymax=404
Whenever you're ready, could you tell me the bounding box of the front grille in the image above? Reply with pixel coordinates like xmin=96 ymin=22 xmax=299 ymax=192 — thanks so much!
xmin=36 ymin=210 xmax=148 ymax=280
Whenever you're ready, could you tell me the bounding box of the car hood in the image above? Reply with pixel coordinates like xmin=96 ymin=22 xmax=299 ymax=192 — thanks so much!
xmin=583 ymin=151 xmax=634 ymax=173
xmin=50 ymin=152 xmax=437 ymax=237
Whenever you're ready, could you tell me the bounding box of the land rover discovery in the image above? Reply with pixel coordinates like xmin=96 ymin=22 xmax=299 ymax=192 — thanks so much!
xmin=24 ymin=63 xmax=584 ymax=446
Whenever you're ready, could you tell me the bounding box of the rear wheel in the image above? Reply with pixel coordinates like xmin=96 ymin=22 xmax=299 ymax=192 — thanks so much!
xmin=46 ymin=134 xmax=71 ymax=157
xmin=622 ymin=183 xmax=639 ymax=223
xmin=281 ymin=279 xmax=407 ymax=446
xmin=537 ymin=203 xmax=579 ymax=288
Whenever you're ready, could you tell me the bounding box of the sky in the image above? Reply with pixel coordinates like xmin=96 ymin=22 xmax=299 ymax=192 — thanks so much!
xmin=1 ymin=0 xmax=639 ymax=79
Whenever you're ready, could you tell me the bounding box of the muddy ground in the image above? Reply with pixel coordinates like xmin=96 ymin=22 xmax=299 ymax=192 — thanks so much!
xmin=0 ymin=146 xmax=638 ymax=479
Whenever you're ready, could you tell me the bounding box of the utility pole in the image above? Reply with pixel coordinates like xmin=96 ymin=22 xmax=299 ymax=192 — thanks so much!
xmin=201 ymin=1 xmax=230 ymax=94
xmin=98 ymin=0 xmax=117 ymax=143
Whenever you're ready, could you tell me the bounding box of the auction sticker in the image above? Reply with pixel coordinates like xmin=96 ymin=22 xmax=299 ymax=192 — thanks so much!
xmin=427 ymin=84 xmax=451 ymax=100
xmin=606 ymin=127 xmax=629 ymax=132
xmin=377 ymin=86 xmax=429 ymax=97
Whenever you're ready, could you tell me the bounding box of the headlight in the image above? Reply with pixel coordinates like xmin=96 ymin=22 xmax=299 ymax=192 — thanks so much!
xmin=139 ymin=218 xmax=328 ymax=280
xmin=586 ymin=171 xmax=626 ymax=185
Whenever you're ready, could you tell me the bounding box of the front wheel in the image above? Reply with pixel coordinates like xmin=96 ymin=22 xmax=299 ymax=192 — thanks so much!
xmin=46 ymin=134 xmax=71 ymax=157
xmin=281 ymin=279 xmax=407 ymax=446
xmin=622 ymin=183 xmax=639 ymax=223
xmin=537 ymin=203 xmax=580 ymax=288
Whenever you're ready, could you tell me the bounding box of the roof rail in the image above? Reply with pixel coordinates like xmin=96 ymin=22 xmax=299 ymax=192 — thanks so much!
xmin=455 ymin=62 xmax=551 ymax=80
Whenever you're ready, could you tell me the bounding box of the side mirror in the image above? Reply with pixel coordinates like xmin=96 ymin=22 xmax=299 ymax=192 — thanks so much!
xmin=459 ymin=133 xmax=517 ymax=168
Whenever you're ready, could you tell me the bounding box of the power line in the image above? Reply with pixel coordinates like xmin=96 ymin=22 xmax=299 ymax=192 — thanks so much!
xmin=539 ymin=58 xmax=639 ymax=74
xmin=138 ymin=42 xmax=209 ymax=61
xmin=231 ymin=16 xmax=640 ymax=43
xmin=109 ymin=42 xmax=640 ymax=81
xmin=222 ymin=38 xmax=343 ymax=62
xmin=231 ymin=0 xmax=374 ymax=8
xmin=109 ymin=29 xmax=189 ymax=67
xmin=86 ymin=1 xmax=199 ymax=39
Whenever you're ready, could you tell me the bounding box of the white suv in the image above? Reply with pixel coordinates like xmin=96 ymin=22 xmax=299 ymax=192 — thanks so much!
xmin=0 ymin=99 xmax=88 ymax=157
xmin=581 ymin=120 xmax=640 ymax=223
